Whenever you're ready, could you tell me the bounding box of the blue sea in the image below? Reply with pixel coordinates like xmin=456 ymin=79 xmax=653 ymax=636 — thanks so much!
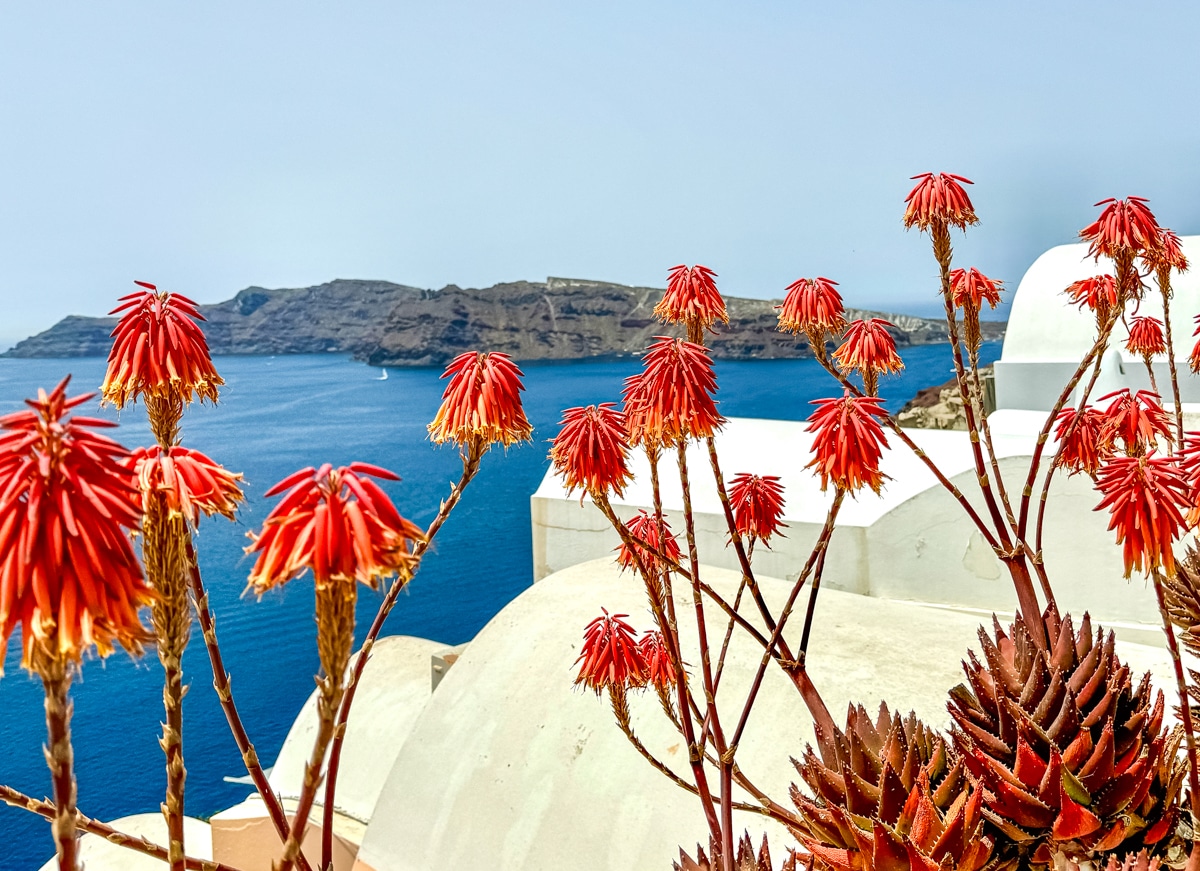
xmin=0 ymin=341 xmax=999 ymax=869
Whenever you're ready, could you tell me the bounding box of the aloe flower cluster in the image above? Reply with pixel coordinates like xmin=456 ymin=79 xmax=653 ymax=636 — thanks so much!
xmin=552 ymin=173 xmax=1200 ymax=871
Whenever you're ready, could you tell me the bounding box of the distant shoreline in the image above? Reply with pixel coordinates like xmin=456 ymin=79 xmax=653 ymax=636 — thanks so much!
xmin=3 ymin=277 xmax=1005 ymax=367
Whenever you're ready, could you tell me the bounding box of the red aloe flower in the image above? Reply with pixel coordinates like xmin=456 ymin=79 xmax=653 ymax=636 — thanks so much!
xmin=1126 ymin=316 xmax=1167 ymax=358
xmin=1053 ymin=406 xmax=1110 ymax=476
xmin=655 ymin=264 xmax=728 ymax=337
xmin=1080 ymin=197 xmax=1161 ymax=261
xmin=1189 ymin=315 xmax=1200 ymax=374
xmin=101 ymin=282 xmax=223 ymax=408
xmin=0 ymin=377 xmax=152 ymax=669
xmin=1099 ymin=389 xmax=1173 ymax=455
xmin=833 ymin=319 xmax=904 ymax=382
xmin=902 ymin=173 xmax=978 ymax=231
xmin=806 ymin=391 xmax=890 ymax=494
xmin=549 ymin=403 xmax=632 ymax=499
xmin=728 ymin=473 xmax=786 ymax=544
xmin=1181 ymin=433 xmax=1200 ymax=527
xmin=622 ymin=338 xmax=723 ymax=448
xmin=950 ymin=268 xmax=1003 ymax=311
xmin=428 ymin=351 xmax=532 ymax=448
xmin=573 ymin=609 xmax=646 ymax=694
xmin=639 ymin=631 xmax=677 ymax=689
xmin=1065 ymin=275 xmax=1119 ymax=315
xmin=616 ymin=509 xmax=682 ymax=575
xmin=1142 ymin=227 xmax=1189 ymax=275
xmin=776 ymin=277 xmax=847 ymax=336
xmin=127 ymin=446 xmax=244 ymax=525
xmin=246 ymin=462 xmax=423 ymax=593
xmin=1095 ymin=453 xmax=1190 ymax=578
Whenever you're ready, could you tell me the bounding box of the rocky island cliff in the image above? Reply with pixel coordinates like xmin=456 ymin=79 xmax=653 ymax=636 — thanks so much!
xmin=4 ymin=277 xmax=1005 ymax=366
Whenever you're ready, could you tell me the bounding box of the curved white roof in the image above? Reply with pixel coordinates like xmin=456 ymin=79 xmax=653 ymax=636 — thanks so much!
xmin=1002 ymin=235 xmax=1200 ymax=365
xmin=268 ymin=634 xmax=442 ymax=823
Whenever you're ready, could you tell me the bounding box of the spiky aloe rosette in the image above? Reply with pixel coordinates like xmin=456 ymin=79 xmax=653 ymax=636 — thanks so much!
xmin=674 ymin=832 xmax=804 ymax=871
xmin=1160 ymin=545 xmax=1200 ymax=718
xmin=948 ymin=612 xmax=1184 ymax=864
xmin=790 ymin=702 xmax=995 ymax=871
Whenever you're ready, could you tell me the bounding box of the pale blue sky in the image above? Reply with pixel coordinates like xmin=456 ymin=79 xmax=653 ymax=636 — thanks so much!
xmin=2 ymin=2 xmax=1198 ymax=350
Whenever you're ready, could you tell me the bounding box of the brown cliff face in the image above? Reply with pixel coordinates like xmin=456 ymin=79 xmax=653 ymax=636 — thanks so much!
xmin=3 ymin=277 xmax=1005 ymax=366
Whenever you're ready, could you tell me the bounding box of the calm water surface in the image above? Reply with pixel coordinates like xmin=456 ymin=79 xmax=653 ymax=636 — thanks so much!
xmin=0 ymin=342 xmax=999 ymax=869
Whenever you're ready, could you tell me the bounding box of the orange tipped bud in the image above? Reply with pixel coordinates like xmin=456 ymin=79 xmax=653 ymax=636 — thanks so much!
xmin=101 ymin=285 xmax=222 ymax=408
xmin=622 ymin=338 xmax=724 ymax=448
xmin=1125 ymin=316 xmax=1167 ymax=358
xmin=549 ymin=403 xmax=632 ymax=499
xmin=616 ymin=509 xmax=681 ymax=576
xmin=776 ymin=277 xmax=846 ymax=337
xmin=1080 ymin=197 xmax=1161 ymax=261
xmin=950 ymin=268 xmax=1003 ymax=311
xmin=656 ymin=264 xmax=728 ymax=333
xmin=903 ymin=173 xmax=978 ymax=231
xmin=0 ymin=377 xmax=152 ymax=670
xmin=833 ymin=319 xmax=904 ymax=380
xmin=728 ymin=473 xmax=786 ymax=544
xmin=246 ymin=463 xmax=423 ymax=593
xmin=573 ymin=609 xmax=646 ymax=694
xmin=1095 ymin=453 xmax=1189 ymax=578
xmin=806 ymin=392 xmax=890 ymax=494
xmin=428 ymin=351 xmax=532 ymax=448
xmin=128 ymin=445 xmax=244 ymax=525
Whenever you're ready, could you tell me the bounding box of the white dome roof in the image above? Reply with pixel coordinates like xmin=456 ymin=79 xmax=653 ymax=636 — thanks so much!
xmin=269 ymin=634 xmax=443 ymax=823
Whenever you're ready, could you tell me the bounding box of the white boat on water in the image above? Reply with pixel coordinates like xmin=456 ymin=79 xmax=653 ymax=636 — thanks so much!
xmin=377 ymin=368 xmax=388 ymax=381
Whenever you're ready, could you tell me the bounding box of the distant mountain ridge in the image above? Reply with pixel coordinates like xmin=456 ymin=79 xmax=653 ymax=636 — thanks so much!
xmin=3 ymin=277 xmax=1005 ymax=366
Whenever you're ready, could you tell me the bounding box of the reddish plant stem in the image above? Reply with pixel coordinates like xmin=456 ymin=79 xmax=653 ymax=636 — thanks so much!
xmin=704 ymin=438 xmax=787 ymax=652
xmin=280 ymin=583 xmax=356 ymax=871
xmin=1160 ymin=274 xmax=1185 ymax=448
xmin=675 ymin=444 xmax=732 ymax=869
xmin=729 ymin=490 xmax=845 ymax=750
xmin=966 ymin=330 xmax=1018 ymax=526
xmin=606 ymin=689 xmax=798 ymax=827
xmin=931 ymin=225 xmax=1047 ymax=646
xmin=147 ymin=398 xmax=190 ymax=871
xmin=614 ymin=520 xmax=835 ymax=737
xmin=1152 ymin=571 xmax=1200 ymax=830
xmin=713 ymin=539 xmax=753 ymax=691
xmin=633 ymin=448 xmax=722 ymax=843
xmin=815 ymin=353 xmax=1003 ymax=554
xmin=41 ymin=663 xmax=78 ymax=871
xmin=932 ymin=229 xmax=1015 ymax=544
xmin=644 ymin=449 xmax=710 ymax=729
xmin=1032 ymin=339 xmax=1111 ymax=561
xmin=187 ymin=551 xmax=311 ymax=871
xmin=0 ymin=783 xmax=246 ymax=871
xmin=320 ymin=441 xmax=484 ymax=869
xmin=595 ymin=496 xmax=695 ymax=706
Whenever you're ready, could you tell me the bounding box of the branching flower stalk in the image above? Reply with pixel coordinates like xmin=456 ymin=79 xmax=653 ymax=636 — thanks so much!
xmin=187 ymin=554 xmax=308 ymax=871
xmin=246 ymin=463 xmax=422 ymax=871
xmin=101 ymin=282 xmax=225 ymax=871
xmin=319 ymin=438 xmax=485 ymax=865
xmin=1144 ymin=228 xmax=1190 ymax=446
xmin=1028 ymin=308 xmax=1121 ymax=579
